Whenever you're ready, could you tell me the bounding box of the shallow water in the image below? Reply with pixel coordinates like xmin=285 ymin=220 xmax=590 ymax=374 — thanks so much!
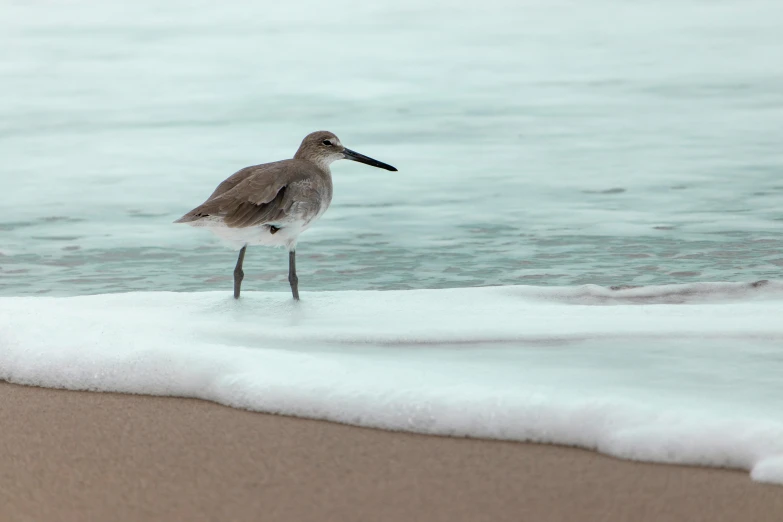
xmin=3 ymin=286 xmax=783 ymax=482
xmin=1 ymin=0 xmax=782 ymax=296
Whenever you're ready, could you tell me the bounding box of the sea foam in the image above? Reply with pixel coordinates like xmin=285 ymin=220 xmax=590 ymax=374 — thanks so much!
xmin=1 ymin=281 xmax=782 ymax=483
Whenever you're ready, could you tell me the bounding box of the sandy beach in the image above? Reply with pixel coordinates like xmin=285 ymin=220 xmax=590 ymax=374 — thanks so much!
xmin=1 ymin=381 xmax=780 ymax=522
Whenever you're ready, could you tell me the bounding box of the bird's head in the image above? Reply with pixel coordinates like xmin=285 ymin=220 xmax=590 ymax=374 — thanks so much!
xmin=294 ymin=131 xmax=397 ymax=172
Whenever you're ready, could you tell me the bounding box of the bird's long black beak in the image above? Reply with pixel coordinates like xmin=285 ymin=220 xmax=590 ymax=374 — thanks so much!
xmin=343 ymin=148 xmax=397 ymax=171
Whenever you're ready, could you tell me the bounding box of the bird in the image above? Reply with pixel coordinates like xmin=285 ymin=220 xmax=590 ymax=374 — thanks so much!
xmin=174 ymin=130 xmax=397 ymax=300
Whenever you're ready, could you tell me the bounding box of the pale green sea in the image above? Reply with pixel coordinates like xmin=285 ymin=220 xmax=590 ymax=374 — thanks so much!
xmin=1 ymin=0 xmax=781 ymax=296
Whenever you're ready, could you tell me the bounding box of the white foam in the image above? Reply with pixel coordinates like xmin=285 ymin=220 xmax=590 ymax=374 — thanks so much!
xmin=2 ymin=282 xmax=783 ymax=484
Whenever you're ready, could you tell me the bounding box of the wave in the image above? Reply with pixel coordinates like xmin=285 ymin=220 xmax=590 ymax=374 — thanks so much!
xmin=1 ymin=281 xmax=782 ymax=484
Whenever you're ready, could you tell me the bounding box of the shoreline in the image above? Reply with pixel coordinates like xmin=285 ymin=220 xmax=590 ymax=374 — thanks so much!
xmin=2 ymin=381 xmax=782 ymax=521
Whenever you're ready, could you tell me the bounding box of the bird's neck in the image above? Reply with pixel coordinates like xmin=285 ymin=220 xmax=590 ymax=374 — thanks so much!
xmin=294 ymin=154 xmax=334 ymax=174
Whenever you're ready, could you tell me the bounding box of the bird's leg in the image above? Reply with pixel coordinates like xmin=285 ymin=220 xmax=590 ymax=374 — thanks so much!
xmin=233 ymin=245 xmax=247 ymax=299
xmin=288 ymin=249 xmax=300 ymax=301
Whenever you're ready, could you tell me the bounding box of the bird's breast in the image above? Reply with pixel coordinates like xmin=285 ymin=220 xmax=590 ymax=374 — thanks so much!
xmin=288 ymin=176 xmax=333 ymax=226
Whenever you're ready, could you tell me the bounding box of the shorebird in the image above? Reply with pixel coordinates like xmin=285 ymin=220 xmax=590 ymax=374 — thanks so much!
xmin=175 ymin=131 xmax=397 ymax=300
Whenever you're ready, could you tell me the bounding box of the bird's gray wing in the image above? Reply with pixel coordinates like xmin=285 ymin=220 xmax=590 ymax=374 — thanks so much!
xmin=175 ymin=160 xmax=309 ymax=228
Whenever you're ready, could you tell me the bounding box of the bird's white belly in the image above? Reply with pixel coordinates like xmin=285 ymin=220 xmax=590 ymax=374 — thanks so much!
xmin=188 ymin=216 xmax=315 ymax=250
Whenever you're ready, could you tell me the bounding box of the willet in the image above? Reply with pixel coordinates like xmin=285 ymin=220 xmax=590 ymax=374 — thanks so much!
xmin=175 ymin=131 xmax=397 ymax=300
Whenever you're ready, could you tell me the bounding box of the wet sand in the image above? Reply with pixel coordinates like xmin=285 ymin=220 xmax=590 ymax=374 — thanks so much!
xmin=1 ymin=381 xmax=781 ymax=522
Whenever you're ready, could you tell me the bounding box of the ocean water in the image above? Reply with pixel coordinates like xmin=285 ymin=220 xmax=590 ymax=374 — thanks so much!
xmin=1 ymin=0 xmax=782 ymax=295
xmin=2 ymin=0 xmax=783 ymax=483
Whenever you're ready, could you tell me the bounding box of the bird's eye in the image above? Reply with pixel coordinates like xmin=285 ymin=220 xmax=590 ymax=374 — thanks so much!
xmin=322 ymin=140 xmax=332 ymax=146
